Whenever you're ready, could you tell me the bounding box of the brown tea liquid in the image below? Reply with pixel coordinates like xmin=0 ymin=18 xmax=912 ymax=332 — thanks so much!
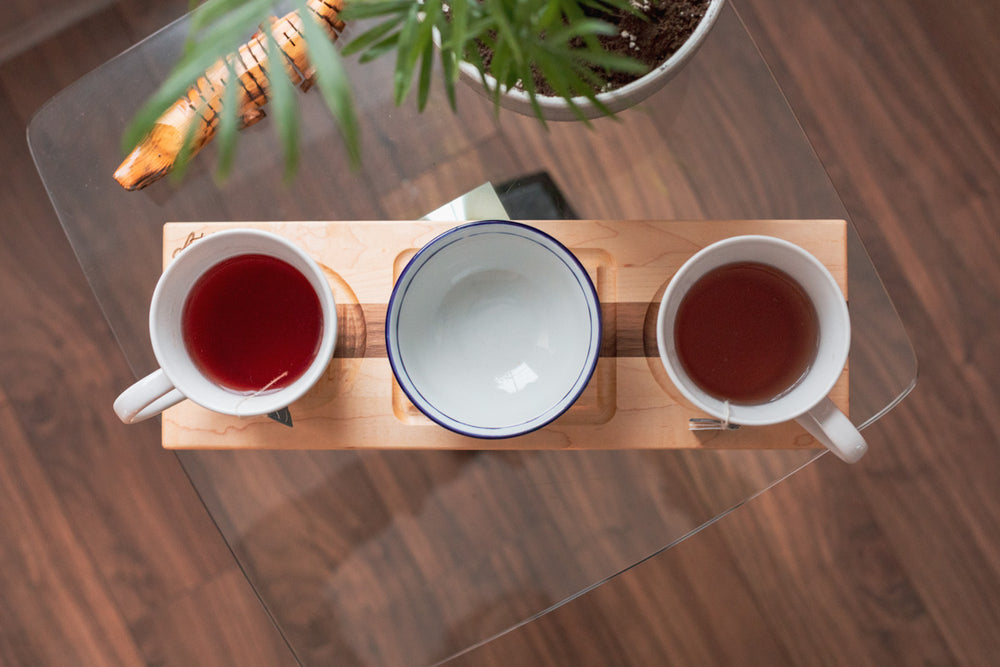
xmin=182 ymin=254 xmax=323 ymax=393
xmin=674 ymin=261 xmax=818 ymax=404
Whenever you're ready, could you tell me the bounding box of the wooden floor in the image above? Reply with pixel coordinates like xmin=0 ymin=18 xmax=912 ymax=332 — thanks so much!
xmin=1 ymin=0 xmax=998 ymax=664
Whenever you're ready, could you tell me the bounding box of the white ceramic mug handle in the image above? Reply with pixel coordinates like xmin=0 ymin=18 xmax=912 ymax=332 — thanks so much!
xmin=113 ymin=369 xmax=185 ymax=424
xmin=795 ymin=397 xmax=868 ymax=463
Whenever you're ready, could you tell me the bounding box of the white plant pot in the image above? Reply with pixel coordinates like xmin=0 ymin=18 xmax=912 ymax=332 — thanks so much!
xmin=458 ymin=0 xmax=725 ymax=121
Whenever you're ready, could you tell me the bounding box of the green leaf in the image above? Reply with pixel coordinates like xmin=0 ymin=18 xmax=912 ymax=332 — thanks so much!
xmin=415 ymin=0 xmax=441 ymax=110
xmin=169 ymin=96 xmax=208 ymax=183
xmin=184 ymin=0 xmax=273 ymax=58
xmin=417 ymin=33 xmax=434 ymax=110
xmin=358 ymin=32 xmax=402 ymax=63
xmin=535 ymin=52 xmax=592 ymax=122
xmin=440 ymin=0 xmax=471 ymax=110
xmin=214 ymin=56 xmax=241 ymax=181
xmin=392 ymin=1 xmax=423 ymax=105
xmin=122 ymin=45 xmax=225 ymax=154
xmin=440 ymin=43 xmax=458 ymax=110
xmin=265 ymin=28 xmax=299 ymax=179
xmin=445 ymin=0 xmax=469 ymax=55
xmin=483 ymin=0 xmax=523 ymax=66
xmin=340 ymin=0 xmax=414 ymax=21
xmin=126 ymin=0 xmax=655 ymax=180
xmin=189 ymin=0 xmax=268 ymax=34
xmin=124 ymin=0 xmax=274 ymax=154
xmin=547 ymin=18 xmax=617 ymax=42
xmin=294 ymin=0 xmax=361 ymax=166
xmin=490 ymin=42 xmax=513 ymax=89
xmin=518 ymin=67 xmax=549 ymax=130
xmin=537 ymin=0 xmax=563 ymax=31
xmin=575 ymin=0 xmax=644 ymax=18
xmin=463 ymin=17 xmax=495 ymax=42
xmin=462 ymin=43 xmax=489 ymax=90
xmin=575 ymin=49 xmax=648 ymax=75
xmin=551 ymin=0 xmax=602 ymax=51
xmin=341 ymin=18 xmax=400 ymax=57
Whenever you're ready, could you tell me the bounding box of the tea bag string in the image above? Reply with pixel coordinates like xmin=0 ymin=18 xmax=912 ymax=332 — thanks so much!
xmin=235 ymin=372 xmax=288 ymax=417
xmin=688 ymin=400 xmax=738 ymax=431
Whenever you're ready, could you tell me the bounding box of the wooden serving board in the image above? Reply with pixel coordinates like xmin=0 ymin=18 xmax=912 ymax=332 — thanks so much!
xmin=160 ymin=220 xmax=848 ymax=450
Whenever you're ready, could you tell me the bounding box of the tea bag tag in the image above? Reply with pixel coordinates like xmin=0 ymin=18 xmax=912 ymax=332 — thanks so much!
xmin=267 ymin=407 xmax=293 ymax=427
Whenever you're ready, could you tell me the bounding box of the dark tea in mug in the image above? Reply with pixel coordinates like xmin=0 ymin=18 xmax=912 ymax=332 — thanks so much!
xmin=182 ymin=254 xmax=324 ymax=393
xmin=673 ymin=261 xmax=818 ymax=404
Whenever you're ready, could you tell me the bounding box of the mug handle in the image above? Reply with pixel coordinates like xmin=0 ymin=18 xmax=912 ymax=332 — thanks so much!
xmin=795 ymin=397 xmax=868 ymax=463
xmin=113 ymin=369 xmax=185 ymax=424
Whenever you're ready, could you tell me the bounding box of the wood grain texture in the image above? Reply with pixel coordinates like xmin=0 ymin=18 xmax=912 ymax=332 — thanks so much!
xmin=0 ymin=0 xmax=997 ymax=665
xmin=160 ymin=219 xmax=847 ymax=451
xmin=453 ymin=0 xmax=1000 ymax=664
xmin=0 ymin=387 xmax=143 ymax=666
xmin=0 ymin=1 xmax=296 ymax=664
xmin=729 ymin=0 xmax=1000 ymax=661
xmin=0 ymin=0 xmax=115 ymax=64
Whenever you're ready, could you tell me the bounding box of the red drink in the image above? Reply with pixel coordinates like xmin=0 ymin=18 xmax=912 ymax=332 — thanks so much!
xmin=182 ymin=254 xmax=323 ymax=393
xmin=674 ymin=261 xmax=818 ymax=404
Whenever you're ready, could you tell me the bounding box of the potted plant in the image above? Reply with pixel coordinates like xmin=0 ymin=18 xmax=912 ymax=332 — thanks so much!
xmin=117 ymin=0 xmax=724 ymax=189
xmin=461 ymin=0 xmax=725 ymax=121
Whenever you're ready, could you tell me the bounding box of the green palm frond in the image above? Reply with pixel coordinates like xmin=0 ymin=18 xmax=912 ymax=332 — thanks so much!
xmin=124 ymin=0 xmax=648 ymax=182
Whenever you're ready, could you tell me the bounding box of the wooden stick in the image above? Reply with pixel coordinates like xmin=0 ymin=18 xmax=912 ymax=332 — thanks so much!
xmin=113 ymin=0 xmax=345 ymax=191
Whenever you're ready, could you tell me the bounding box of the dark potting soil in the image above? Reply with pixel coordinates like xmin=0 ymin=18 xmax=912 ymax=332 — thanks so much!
xmin=479 ymin=0 xmax=709 ymax=97
xmin=596 ymin=0 xmax=709 ymax=90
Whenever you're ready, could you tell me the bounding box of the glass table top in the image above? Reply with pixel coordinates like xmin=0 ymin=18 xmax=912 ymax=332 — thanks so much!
xmin=29 ymin=3 xmax=916 ymax=664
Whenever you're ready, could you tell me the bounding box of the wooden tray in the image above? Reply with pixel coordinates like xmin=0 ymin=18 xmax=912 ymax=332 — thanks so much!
xmin=160 ymin=220 xmax=848 ymax=450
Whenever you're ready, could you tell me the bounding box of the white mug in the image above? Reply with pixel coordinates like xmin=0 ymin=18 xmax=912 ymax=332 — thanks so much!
xmin=113 ymin=229 xmax=337 ymax=423
xmin=656 ymin=235 xmax=867 ymax=463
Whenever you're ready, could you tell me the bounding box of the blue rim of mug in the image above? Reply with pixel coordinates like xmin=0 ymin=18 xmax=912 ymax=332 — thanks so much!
xmin=385 ymin=220 xmax=602 ymax=439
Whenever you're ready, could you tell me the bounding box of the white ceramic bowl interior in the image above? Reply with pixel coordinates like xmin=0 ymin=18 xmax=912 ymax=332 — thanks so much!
xmin=457 ymin=0 xmax=726 ymax=120
xmin=387 ymin=221 xmax=601 ymax=438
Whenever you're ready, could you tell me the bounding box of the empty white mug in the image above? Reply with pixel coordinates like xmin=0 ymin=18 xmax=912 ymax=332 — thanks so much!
xmin=113 ymin=229 xmax=337 ymax=423
xmin=656 ymin=235 xmax=867 ymax=463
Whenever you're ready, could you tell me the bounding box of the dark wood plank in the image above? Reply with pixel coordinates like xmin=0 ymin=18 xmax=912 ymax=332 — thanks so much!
xmin=463 ymin=0 xmax=1000 ymax=663
xmin=0 ymin=4 xmax=296 ymax=665
xmin=0 ymin=77 xmax=228 ymax=626
xmin=0 ymin=386 xmax=144 ymax=666
xmin=129 ymin=569 xmax=300 ymax=667
xmin=448 ymin=521 xmax=799 ymax=666
xmin=0 ymin=8 xmax=135 ymax=122
xmin=732 ymin=0 xmax=1000 ymax=661
xmin=0 ymin=0 xmax=997 ymax=664
xmin=0 ymin=0 xmax=116 ymax=64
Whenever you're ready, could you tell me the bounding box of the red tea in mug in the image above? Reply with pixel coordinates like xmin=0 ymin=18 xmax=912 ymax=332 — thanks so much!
xmin=673 ymin=261 xmax=818 ymax=404
xmin=182 ymin=254 xmax=323 ymax=393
